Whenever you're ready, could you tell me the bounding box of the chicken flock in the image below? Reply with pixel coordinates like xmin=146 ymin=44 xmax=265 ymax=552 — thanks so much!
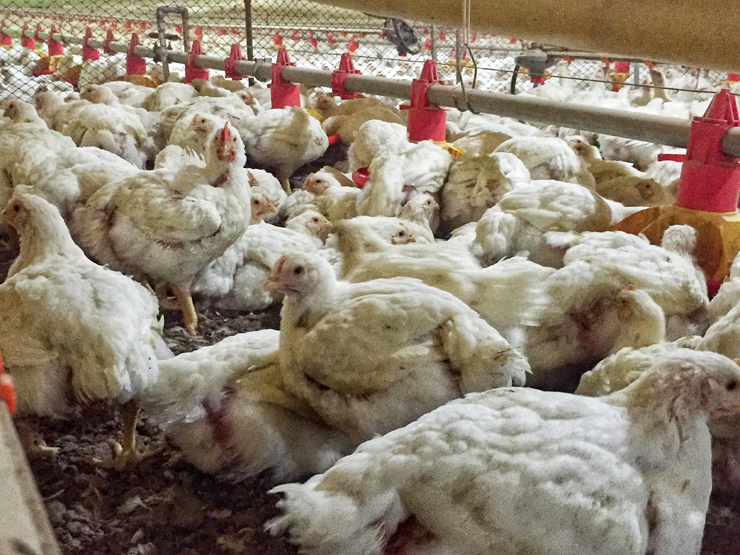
xmin=0 ymin=72 xmax=739 ymax=555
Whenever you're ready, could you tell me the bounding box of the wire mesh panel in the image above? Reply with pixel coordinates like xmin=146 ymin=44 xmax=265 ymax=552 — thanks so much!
xmin=0 ymin=0 xmax=736 ymax=105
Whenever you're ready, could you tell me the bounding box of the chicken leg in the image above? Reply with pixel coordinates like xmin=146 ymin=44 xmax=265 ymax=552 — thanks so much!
xmin=280 ymin=177 xmax=293 ymax=195
xmin=171 ymin=284 xmax=198 ymax=335
xmin=15 ymin=420 xmax=59 ymax=460
xmin=92 ymin=400 xmax=159 ymax=471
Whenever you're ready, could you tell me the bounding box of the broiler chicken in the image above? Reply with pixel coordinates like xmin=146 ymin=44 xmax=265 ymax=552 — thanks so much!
xmin=192 ymin=211 xmax=330 ymax=311
xmin=264 ymin=252 xmax=530 ymax=444
xmin=35 ymin=91 xmax=150 ymax=168
xmin=334 ymin=218 xmax=554 ymax=336
xmin=140 ymin=329 xmax=354 ymax=482
xmin=0 ymin=192 xmax=170 ymax=469
xmin=270 ymin=350 xmax=740 ymax=555
xmin=239 ymin=107 xmax=329 ymax=192
xmin=439 ymin=151 xmax=530 ymax=234
xmin=494 ymin=135 xmax=596 ymax=188
xmin=70 ymin=123 xmax=251 ymax=334
xmin=357 ymin=141 xmax=452 ymax=218
xmin=472 ymin=180 xmax=636 ymax=267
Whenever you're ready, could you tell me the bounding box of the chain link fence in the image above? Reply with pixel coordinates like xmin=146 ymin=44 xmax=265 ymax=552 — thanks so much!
xmin=0 ymin=0 xmax=735 ymax=106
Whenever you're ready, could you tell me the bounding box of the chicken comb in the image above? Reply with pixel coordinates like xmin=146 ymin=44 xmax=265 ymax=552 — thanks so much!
xmin=221 ymin=123 xmax=231 ymax=144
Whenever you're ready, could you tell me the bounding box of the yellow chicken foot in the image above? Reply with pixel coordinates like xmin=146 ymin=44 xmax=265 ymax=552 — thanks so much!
xmin=92 ymin=401 xmax=160 ymax=471
xmin=15 ymin=420 xmax=59 ymax=460
xmin=281 ymin=177 xmax=293 ymax=195
xmin=171 ymin=285 xmax=198 ymax=335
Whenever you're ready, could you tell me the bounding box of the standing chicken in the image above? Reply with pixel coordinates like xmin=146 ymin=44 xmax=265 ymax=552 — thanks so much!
xmin=239 ymin=107 xmax=329 ymax=192
xmin=0 ymin=192 xmax=170 ymax=469
xmin=264 ymin=252 xmax=530 ymax=444
xmin=270 ymin=350 xmax=740 ymax=555
xmin=71 ymin=123 xmax=251 ymax=334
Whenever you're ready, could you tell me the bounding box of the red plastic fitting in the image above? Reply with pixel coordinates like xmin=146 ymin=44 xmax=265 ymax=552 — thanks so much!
xmin=613 ymin=61 xmax=630 ymax=73
xmin=270 ymin=47 xmax=301 ymax=108
xmin=347 ymin=35 xmax=358 ymax=53
xmin=103 ymin=29 xmax=115 ymax=55
xmin=0 ymin=22 xmax=11 ymax=46
xmin=82 ymin=27 xmax=100 ymax=61
xmin=675 ymin=89 xmax=740 ymax=213
xmin=0 ymin=353 xmax=15 ymax=416
xmin=352 ymin=167 xmax=370 ymax=187
xmin=126 ymin=33 xmax=146 ymax=75
xmin=400 ymin=59 xmax=446 ymax=142
xmin=224 ymin=43 xmax=245 ymax=80
xmin=47 ymin=24 xmax=63 ymax=56
xmin=20 ymin=23 xmax=35 ymax=50
xmin=185 ymin=40 xmax=209 ymax=83
xmin=331 ymin=52 xmax=362 ymax=100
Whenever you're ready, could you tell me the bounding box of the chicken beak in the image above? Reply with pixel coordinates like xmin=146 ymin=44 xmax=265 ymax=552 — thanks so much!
xmin=264 ymin=255 xmax=288 ymax=292
xmin=302 ymin=174 xmax=319 ymax=194
xmin=262 ymin=198 xmax=277 ymax=216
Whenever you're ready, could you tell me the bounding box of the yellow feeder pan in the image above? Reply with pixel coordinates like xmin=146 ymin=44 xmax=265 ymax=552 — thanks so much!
xmin=613 ymin=89 xmax=740 ymax=296
xmin=117 ymin=74 xmax=161 ymax=88
xmin=433 ymin=141 xmax=465 ymax=160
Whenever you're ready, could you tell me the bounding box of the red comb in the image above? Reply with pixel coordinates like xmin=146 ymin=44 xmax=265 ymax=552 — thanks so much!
xmin=221 ymin=123 xmax=231 ymax=143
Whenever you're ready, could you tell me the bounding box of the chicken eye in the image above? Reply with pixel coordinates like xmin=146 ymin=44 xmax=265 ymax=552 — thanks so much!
xmin=12 ymin=203 xmax=20 ymax=212
xmin=398 ymin=231 xmax=406 ymax=237
xmin=727 ymin=379 xmax=738 ymax=391
xmin=294 ymin=266 xmax=304 ymax=275
xmin=312 ymin=217 xmax=319 ymax=222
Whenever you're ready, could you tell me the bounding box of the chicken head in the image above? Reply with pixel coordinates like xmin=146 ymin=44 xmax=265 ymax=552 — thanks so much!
xmin=264 ymin=253 xmax=329 ymax=297
xmin=251 ymin=194 xmax=277 ymax=223
xmin=216 ymin=123 xmax=238 ymax=162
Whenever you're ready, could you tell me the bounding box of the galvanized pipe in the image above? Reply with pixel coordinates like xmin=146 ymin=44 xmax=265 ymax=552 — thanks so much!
xmin=18 ymin=28 xmax=740 ymax=157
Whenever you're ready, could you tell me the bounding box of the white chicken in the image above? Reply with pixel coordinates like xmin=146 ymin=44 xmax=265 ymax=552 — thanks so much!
xmin=264 ymin=252 xmax=530 ymax=443
xmin=347 ymin=119 xmax=409 ymax=173
xmin=193 ymin=211 xmax=331 ymax=311
xmin=471 ymin=180 xmax=633 ymax=267
xmin=439 ymin=152 xmax=531 ymax=234
xmin=357 ymin=141 xmax=452 ymax=218
xmin=451 ymin=130 xmax=512 ymax=156
xmin=7 ymin=145 xmax=139 ymax=220
xmin=141 ymin=329 xmax=354 ymax=482
xmin=247 ymin=168 xmax=287 ymax=223
xmin=140 ymin=81 xmax=199 ymax=112
xmin=301 ymin=168 xmax=362 ymax=222
xmin=560 ymin=227 xmax=709 ymax=339
xmin=34 ymin=91 xmax=150 ymax=168
xmin=270 ymin=349 xmax=740 ymax=555
xmin=323 ymin=104 xmax=405 ymax=145
xmin=0 ymin=192 xmax=170 ymax=469
xmin=334 ymin=217 xmax=554 ymax=335
xmin=494 ymin=135 xmax=596 ymax=188
xmin=239 ymin=107 xmax=329 ymax=192
xmin=70 ymin=122 xmax=251 ymax=334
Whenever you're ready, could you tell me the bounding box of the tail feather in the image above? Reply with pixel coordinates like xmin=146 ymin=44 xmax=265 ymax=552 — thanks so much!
xmin=268 ymin=477 xmax=405 ymax=555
